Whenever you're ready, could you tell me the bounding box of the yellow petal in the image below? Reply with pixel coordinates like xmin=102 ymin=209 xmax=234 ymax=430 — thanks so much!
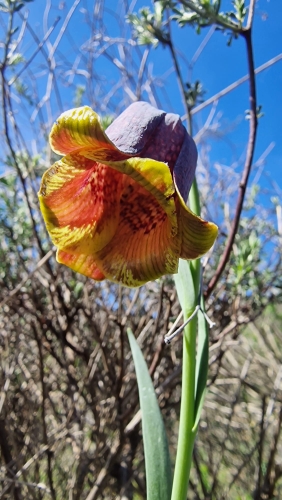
xmin=83 ymin=152 xmax=177 ymax=229
xmin=38 ymin=153 xmax=122 ymax=254
xmin=42 ymin=104 xmax=217 ymax=286
xmin=49 ymin=106 xmax=131 ymax=161
xmin=176 ymin=186 xmax=218 ymax=259
xmin=94 ymin=178 xmax=180 ymax=287
xmin=57 ymin=250 xmax=105 ymax=281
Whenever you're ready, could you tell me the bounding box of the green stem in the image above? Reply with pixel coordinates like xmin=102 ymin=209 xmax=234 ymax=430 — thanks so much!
xmin=189 ymin=178 xmax=201 ymax=217
xmin=172 ymin=178 xmax=202 ymax=500
xmin=171 ymin=312 xmax=197 ymax=500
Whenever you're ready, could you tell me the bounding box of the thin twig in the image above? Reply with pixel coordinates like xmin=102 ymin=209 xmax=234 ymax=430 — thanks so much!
xmin=33 ymin=324 xmax=56 ymax=500
xmin=253 ymin=396 xmax=266 ymax=498
xmin=84 ymin=439 xmax=122 ymax=500
xmin=0 ymin=249 xmax=55 ymax=308
xmin=8 ymin=17 xmax=61 ymax=86
xmin=188 ymin=53 xmax=282 ymax=117
xmin=246 ymin=0 xmax=256 ymax=31
xmin=135 ymin=48 xmax=149 ymax=100
xmin=166 ymin=13 xmax=190 ymax=121
xmin=205 ymin=26 xmax=258 ymax=298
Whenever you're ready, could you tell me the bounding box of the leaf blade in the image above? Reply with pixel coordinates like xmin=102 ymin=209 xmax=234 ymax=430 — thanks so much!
xmin=127 ymin=329 xmax=172 ymax=500
xmin=193 ymin=297 xmax=209 ymax=430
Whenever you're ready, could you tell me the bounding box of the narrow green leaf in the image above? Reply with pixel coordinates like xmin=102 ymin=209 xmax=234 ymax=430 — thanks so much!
xmin=174 ymin=259 xmax=196 ymax=315
xmin=127 ymin=329 xmax=172 ymax=500
xmin=193 ymin=296 xmax=209 ymax=430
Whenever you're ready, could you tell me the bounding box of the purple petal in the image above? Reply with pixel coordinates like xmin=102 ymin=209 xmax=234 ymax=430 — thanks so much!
xmin=173 ymin=131 xmax=197 ymax=202
xmin=107 ymin=100 xmax=197 ymax=201
xmin=106 ymin=101 xmax=165 ymax=154
xmin=141 ymin=112 xmax=185 ymax=169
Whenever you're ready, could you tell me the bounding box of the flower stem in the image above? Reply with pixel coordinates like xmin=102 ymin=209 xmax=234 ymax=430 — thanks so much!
xmin=189 ymin=178 xmax=201 ymax=217
xmin=172 ymin=177 xmax=202 ymax=500
xmin=171 ymin=312 xmax=197 ymax=500
xmin=189 ymin=179 xmax=201 ymax=283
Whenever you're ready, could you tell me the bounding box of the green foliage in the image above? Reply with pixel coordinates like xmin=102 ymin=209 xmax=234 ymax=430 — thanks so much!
xmin=172 ymin=0 xmax=221 ymax=33
xmin=0 ymin=170 xmax=33 ymax=281
xmin=174 ymin=259 xmax=196 ymax=315
xmin=101 ymin=114 xmax=114 ymax=130
xmin=14 ymin=79 xmax=34 ymax=105
xmin=194 ymin=296 xmax=209 ymax=430
xmin=229 ymin=0 xmax=247 ymax=25
xmin=7 ymin=52 xmax=24 ymax=65
xmin=128 ymin=0 xmax=247 ymax=48
xmin=245 ymin=104 xmax=264 ymax=120
xmin=185 ymin=80 xmax=206 ymax=111
xmin=228 ymin=213 xmax=277 ymax=308
xmin=73 ymin=85 xmax=86 ymax=107
xmin=128 ymin=329 xmax=172 ymax=500
xmin=127 ymin=2 xmax=169 ymax=47
xmin=0 ymin=0 xmax=33 ymax=13
xmin=232 ymin=230 xmax=261 ymax=285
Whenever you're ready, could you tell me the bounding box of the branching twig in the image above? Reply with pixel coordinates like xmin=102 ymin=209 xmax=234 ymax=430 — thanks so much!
xmin=33 ymin=324 xmax=56 ymax=500
xmin=189 ymin=53 xmax=282 ymax=117
xmin=205 ymin=23 xmax=258 ymax=298
xmin=0 ymin=249 xmax=54 ymax=308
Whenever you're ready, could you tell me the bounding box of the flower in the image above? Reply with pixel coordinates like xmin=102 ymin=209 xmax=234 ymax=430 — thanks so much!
xmin=38 ymin=102 xmax=218 ymax=287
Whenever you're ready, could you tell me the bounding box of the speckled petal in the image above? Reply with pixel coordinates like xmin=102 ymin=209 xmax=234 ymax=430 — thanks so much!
xmin=94 ymin=179 xmax=180 ymax=286
xmin=82 ymin=152 xmax=177 ymax=223
xmin=40 ymin=103 xmax=218 ymax=287
xmin=38 ymin=153 xmax=123 ymax=254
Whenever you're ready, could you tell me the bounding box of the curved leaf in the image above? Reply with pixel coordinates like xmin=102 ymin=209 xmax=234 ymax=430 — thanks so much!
xmin=127 ymin=329 xmax=172 ymax=500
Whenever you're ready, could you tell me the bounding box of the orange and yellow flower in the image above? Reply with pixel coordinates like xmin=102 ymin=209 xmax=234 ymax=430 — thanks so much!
xmin=38 ymin=102 xmax=218 ymax=287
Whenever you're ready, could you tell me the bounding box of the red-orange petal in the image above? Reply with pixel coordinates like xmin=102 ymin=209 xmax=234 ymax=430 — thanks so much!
xmin=93 ymin=178 xmax=180 ymax=286
xmin=38 ymin=153 xmax=123 ymax=254
xmin=57 ymin=250 xmax=105 ymax=281
xmin=40 ymin=105 xmax=218 ymax=286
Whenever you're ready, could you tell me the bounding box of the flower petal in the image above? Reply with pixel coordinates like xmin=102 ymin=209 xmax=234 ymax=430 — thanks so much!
xmin=139 ymin=112 xmax=185 ymax=169
xmin=176 ymin=187 xmax=218 ymax=259
xmin=57 ymin=250 xmax=105 ymax=281
xmin=106 ymin=101 xmax=165 ymax=154
xmin=50 ymin=106 xmax=132 ymax=161
xmin=94 ymin=179 xmax=180 ymax=286
xmin=83 ymin=153 xmax=177 ymax=227
xmin=43 ymin=103 xmax=217 ymax=286
xmin=38 ymin=153 xmax=122 ymax=254
xmin=173 ymin=131 xmax=197 ymax=203
xmin=39 ymin=151 xmax=180 ymax=286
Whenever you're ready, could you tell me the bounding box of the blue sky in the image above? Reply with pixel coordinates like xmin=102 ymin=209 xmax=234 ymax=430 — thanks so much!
xmin=6 ymin=0 xmax=282 ymax=206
